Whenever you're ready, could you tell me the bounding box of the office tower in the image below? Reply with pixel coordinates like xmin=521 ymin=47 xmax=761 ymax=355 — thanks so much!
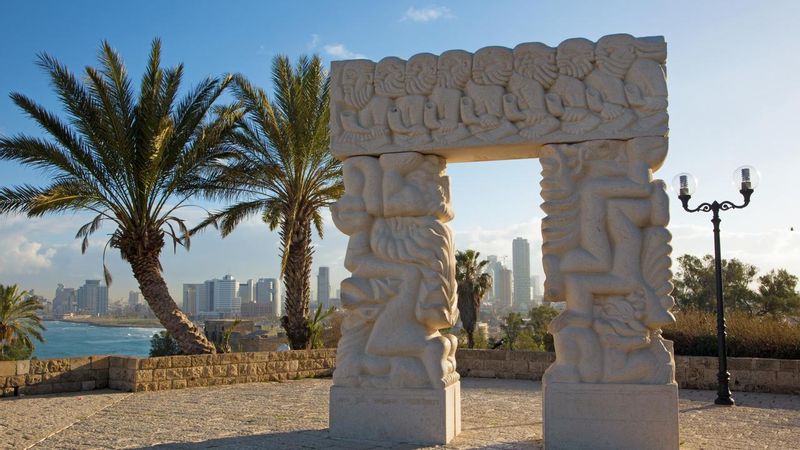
xmin=182 ymin=283 xmax=206 ymax=316
xmin=128 ymin=291 xmax=141 ymax=308
xmin=77 ymin=280 xmax=108 ymax=315
xmin=497 ymin=268 xmax=513 ymax=309
xmin=512 ymin=237 xmax=531 ymax=310
xmin=213 ymin=274 xmax=240 ymax=314
xmin=317 ymin=267 xmax=331 ymax=309
xmin=53 ymin=284 xmax=76 ymax=315
xmin=255 ymin=278 xmax=282 ymax=317
xmin=238 ymin=279 xmax=255 ymax=304
xmin=531 ymin=275 xmax=542 ymax=305
xmin=485 ymin=255 xmax=503 ymax=300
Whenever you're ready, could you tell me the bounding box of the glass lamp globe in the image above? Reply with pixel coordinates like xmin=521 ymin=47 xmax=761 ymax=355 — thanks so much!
xmin=733 ymin=165 xmax=759 ymax=191
xmin=672 ymin=173 xmax=697 ymax=196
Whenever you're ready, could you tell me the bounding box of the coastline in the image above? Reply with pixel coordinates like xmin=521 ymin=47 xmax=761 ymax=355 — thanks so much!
xmin=47 ymin=318 xmax=164 ymax=329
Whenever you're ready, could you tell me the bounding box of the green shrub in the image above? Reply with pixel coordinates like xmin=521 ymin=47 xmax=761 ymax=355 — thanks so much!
xmin=663 ymin=309 xmax=800 ymax=359
xmin=149 ymin=331 xmax=182 ymax=357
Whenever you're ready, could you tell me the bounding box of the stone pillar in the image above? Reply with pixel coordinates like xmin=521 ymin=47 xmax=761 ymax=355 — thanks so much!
xmin=329 ymin=152 xmax=461 ymax=445
xmin=540 ymin=136 xmax=679 ymax=450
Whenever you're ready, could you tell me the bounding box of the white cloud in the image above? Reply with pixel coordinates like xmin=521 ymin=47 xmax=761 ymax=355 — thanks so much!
xmin=400 ymin=5 xmax=453 ymax=23
xmin=323 ymin=44 xmax=366 ymax=59
xmin=0 ymin=233 xmax=56 ymax=275
xmin=307 ymin=34 xmax=320 ymax=50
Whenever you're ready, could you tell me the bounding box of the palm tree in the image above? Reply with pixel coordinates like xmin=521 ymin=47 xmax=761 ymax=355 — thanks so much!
xmin=193 ymin=55 xmax=342 ymax=350
xmin=0 ymin=285 xmax=45 ymax=359
xmin=0 ymin=40 xmax=242 ymax=354
xmin=456 ymin=249 xmax=492 ymax=348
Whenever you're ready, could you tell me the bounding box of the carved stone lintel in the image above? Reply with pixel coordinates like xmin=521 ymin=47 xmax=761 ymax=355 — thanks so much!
xmin=331 ymin=34 xmax=667 ymax=162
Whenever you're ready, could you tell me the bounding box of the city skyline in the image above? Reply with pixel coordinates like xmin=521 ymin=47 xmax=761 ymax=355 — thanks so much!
xmin=1 ymin=1 xmax=798 ymax=302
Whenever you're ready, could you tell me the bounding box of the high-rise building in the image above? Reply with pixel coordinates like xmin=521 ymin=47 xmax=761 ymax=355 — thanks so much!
xmin=512 ymin=237 xmax=531 ymax=310
xmin=213 ymin=275 xmax=240 ymax=314
xmin=485 ymin=255 xmax=503 ymax=300
xmin=53 ymin=284 xmax=76 ymax=315
xmin=238 ymin=279 xmax=254 ymax=304
xmin=531 ymin=275 xmax=542 ymax=305
xmin=255 ymin=278 xmax=281 ymax=317
xmin=182 ymin=283 xmax=206 ymax=317
xmin=77 ymin=280 xmax=108 ymax=315
xmin=128 ymin=291 xmax=141 ymax=308
xmin=497 ymin=268 xmax=513 ymax=309
xmin=317 ymin=267 xmax=331 ymax=309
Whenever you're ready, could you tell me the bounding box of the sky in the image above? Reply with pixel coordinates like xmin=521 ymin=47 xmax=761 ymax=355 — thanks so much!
xmin=1 ymin=0 xmax=799 ymax=303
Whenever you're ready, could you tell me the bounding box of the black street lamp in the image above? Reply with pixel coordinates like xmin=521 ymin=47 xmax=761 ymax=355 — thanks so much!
xmin=672 ymin=166 xmax=759 ymax=406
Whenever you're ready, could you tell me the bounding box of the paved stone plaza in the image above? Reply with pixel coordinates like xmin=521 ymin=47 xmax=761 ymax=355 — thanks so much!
xmin=1 ymin=378 xmax=799 ymax=449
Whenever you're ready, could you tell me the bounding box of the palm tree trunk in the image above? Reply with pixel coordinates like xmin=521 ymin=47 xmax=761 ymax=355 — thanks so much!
xmin=467 ymin=331 xmax=475 ymax=349
xmin=281 ymin=217 xmax=313 ymax=349
xmin=127 ymin=250 xmax=216 ymax=355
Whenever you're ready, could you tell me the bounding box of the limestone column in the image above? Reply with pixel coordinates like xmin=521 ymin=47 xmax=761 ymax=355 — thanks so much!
xmin=329 ymin=151 xmax=461 ymax=444
xmin=540 ymin=136 xmax=679 ymax=450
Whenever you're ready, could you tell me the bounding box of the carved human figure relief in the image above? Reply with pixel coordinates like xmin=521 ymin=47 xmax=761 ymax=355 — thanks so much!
xmin=427 ymin=50 xmax=472 ymax=143
xmin=540 ymin=137 xmax=675 ymax=385
xmin=550 ymin=38 xmax=602 ymax=135
xmin=331 ymin=152 xmax=459 ymax=390
xmin=624 ymin=37 xmax=669 ymax=131
xmin=390 ymin=53 xmax=436 ymax=146
xmin=332 ymin=60 xmax=392 ymax=150
xmin=506 ymin=42 xmax=561 ymax=138
xmin=584 ymin=34 xmax=638 ymax=132
xmin=462 ymin=46 xmax=518 ymax=141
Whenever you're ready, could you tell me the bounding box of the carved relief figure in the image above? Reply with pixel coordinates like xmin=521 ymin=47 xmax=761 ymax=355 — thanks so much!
xmin=585 ymin=34 xmax=638 ymax=132
xmin=331 ymin=152 xmax=459 ymax=390
xmin=462 ymin=46 xmax=518 ymax=141
xmin=624 ymin=37 xmax=668 ymax=130
xmin=390 ymin=53 xmax=436 ymax=146
xmin=426 ymin=49 xmax=471 ymax=143
xmin=506 ymin=42 xmax=560 ymax=138
xmin=540 ymin=138 xmax=675 ymax=385
xmin=333 ymin=60 xmax=392 ymax=150
xmin=549 ymin=38 xmax=601 ymax=135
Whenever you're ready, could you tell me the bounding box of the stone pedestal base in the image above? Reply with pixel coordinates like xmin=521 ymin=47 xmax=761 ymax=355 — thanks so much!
xmin=544 ymin=382 xmax=679 ymax=450
xmin=329 ymin=382 xmax=461 ymax=445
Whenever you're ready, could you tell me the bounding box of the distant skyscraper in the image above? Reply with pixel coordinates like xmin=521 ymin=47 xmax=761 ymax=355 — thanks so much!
xmin=317 ymin=267 xmax=331 ymax=309
xmin=77 ymin=280 xmax=108 ymax=315
xmin=182 ymin=283 xmax=206 ymax=316
xmin=213 ymin=275 xmax=240 ymax=314
xmin=485 ymin=255 xmax=503 ymax=300
xmin=497 ymin=268 xmax=513 ymax=309
xmin=513 ymin=237 xmax=531 ymax=309
xmin=531 ymin=275 xmax=542 ymax=305
xmin=255 ymin=278 xmax=281 ymax=317
xmin=238 ymin=279 xmax=254 ymax=304
xmin=53 ymin=284 xmax=76 ymax=315
xmin=128 ymin=291 xmax=141 ymax=308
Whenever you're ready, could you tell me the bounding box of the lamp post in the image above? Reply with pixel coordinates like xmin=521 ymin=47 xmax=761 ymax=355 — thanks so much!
xmin=672 ymin=166 xmax=759 ymax=406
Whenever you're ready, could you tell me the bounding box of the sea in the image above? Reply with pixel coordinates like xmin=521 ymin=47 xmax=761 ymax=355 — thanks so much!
xmin=33 ymin=320 xmax=164 ymax=359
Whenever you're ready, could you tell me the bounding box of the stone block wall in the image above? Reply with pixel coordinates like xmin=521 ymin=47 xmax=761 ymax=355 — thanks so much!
xmin=1 ymin=350 xmax=336 ymax=397
xmin=456 ymin=350 xmax=800 ymax=395
xmin=0 ymin=355 xmax=110 ymax=397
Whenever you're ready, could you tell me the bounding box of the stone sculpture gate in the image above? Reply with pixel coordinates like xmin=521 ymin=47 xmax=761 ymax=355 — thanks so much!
xmin=327 ymin=34 xmax=679 ymax=450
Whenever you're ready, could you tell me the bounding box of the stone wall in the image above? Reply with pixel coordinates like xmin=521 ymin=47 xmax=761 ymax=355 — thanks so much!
xmin=456 ymin=350 xmax=800 ymax=395
xmin=1 ymin=350 xmax=336 ymax=397
xmin=4 ymin=349 xmax=799 ymax=397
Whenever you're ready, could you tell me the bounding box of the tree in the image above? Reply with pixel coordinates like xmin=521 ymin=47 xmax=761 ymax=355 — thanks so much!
xmin=0 ymin=40 xmax=240 ymax=354
xmin=456 ymin=249 xmax=492 ymax=348
xmin=0 ymin=285 xmax=45 ymax=360
xmin=529 ymin=304 xmax=558 ymax=352
xmin=672 ymin=254 xmax=758 ymax=312
xmin=756 ymin=269 xmax=800 ymax=317
xmin=193 ymin=55 xmax=342 ymax=349
xmin=307 ymin=304 xmax=337 ymax=349
xmin=149 ymin=330 xmax=181 ymax=357
xmin=500 ymin=312 xmax=524 ymax=350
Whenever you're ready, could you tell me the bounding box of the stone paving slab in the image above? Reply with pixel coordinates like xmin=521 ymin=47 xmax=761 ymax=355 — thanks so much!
xmin=1 ymin=378 xmax=799 ymax=449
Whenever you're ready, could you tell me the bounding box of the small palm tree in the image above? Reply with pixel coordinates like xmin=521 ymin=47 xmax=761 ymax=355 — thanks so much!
xmin=0 ymin=285 xmax=45 ymax=359
xmin=456 ymin=249 xmax=492 ymax=348
xmin=194 ymin=55 xmax=343 ymax=349
xmin=0 ymin=40 xmax=242 ymax=354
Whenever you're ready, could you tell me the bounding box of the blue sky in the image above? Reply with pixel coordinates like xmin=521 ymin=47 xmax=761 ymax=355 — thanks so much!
xmin=1 ymin=1 xmax=799 ymax=303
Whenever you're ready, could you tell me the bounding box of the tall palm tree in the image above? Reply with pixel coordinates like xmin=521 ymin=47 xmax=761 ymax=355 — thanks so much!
xmin=193 ymin=55 xmax=342 ymax=350
xmin=456 ymin=249 xmax=492 ymax=348
xmin=0 ymin=39 xmax=242 ymax=354
xmin=0 ymin=284 xmax=45 ymax=359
